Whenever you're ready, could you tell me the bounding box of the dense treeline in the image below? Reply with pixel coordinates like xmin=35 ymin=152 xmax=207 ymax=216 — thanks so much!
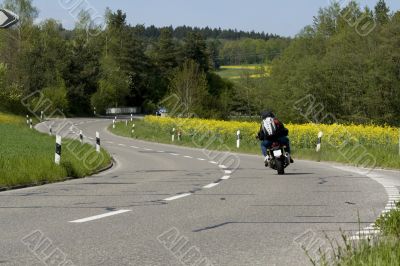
xmin=218 ymin=38 xmax=291 ymax=65
xmin=132 ymin=24 xmax=281 ymax=41
xmin=265 ymin=0 xmax=400 ymax=126
xmin=0 ymin=0 xmax=284 ymax=117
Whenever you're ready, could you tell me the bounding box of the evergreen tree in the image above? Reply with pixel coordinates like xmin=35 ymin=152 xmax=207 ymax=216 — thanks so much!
xmin=182 ymin=32 xmax=210 ymax=72
xmin=375 ymin=0 xmax=390 ymax=24
xmin=154 ymin=28 xmax=179 ymax=72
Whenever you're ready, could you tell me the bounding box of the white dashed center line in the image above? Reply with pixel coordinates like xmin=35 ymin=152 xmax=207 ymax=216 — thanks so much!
xmin=69 ymin=210 xmax=131 ymax=223
xmin=184 ymin=156 xmax=193 ymax=159
xmin=203 ymin=183 xmax=219 ymax=189
xmin=163 ymin=193 xmax=192 ymax=201
xmin=221 ymin=176 xmax=231 ymax=180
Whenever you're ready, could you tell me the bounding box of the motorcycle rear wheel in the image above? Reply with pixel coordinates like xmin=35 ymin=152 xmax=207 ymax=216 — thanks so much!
xmin=276 ymin=159 xmax=285 ymax=175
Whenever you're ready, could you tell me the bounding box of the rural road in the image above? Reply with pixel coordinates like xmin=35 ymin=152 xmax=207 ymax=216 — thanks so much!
xmin=0 ymin=118 xmax=398 ymax=266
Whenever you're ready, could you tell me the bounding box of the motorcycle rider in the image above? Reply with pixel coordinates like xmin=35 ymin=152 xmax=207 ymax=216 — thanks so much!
xmin=257 ymin=111 xmax=294 ymax=167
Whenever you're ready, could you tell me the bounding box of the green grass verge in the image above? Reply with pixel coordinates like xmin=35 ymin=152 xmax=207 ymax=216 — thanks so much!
xmin=111 ymin=120 xmax=400 ymax=169
xmin=327 ymin=237 xmax=400 ymax=266
xmin=376 ymin=202 xmax=400 ymax=238
xmin=0 ymin=114 xmax=111 ymax=189
xmin=326 ymin=203 xmax=400 ymax=265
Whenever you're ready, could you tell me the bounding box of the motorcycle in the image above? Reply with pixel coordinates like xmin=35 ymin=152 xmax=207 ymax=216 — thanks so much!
xmin=266 ymin=142 xmax=291 ymax=175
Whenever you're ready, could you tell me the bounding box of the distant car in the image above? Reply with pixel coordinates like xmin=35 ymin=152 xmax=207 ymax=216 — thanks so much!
xmin=156 ymin=108 xmax=167 ymax=116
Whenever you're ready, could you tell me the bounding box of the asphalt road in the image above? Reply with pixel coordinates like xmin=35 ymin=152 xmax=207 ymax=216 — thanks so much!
xmin=0 ymin=118 xmax=398 ymax=266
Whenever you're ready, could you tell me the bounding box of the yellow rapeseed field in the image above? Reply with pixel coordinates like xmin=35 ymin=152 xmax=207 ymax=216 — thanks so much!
xmin=144 ymin=116 xmax=399 ymax=148
xmin=0 ymin=112 xmax=24 ymax=124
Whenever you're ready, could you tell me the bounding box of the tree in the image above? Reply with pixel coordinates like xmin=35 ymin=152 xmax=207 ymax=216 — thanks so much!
xmin=0 ymin=63 xmax=24 ymax=112
xmin=65 ymin=12 xmax=103 ymax=115
xmin=207 ymin=39 xmax=221 ymax=69
xmin=2 ymin=0 xmax=38 ymax=26
xmin=182 ymin=32 xmax=210 ymax=72
xmin=313 ymin=2 xmax=341 ymax=37
xmin=91 ymin=55 xmax=130 ymax=113
xmin=375 ymin=0 xmax=390 ymax=25
xmin=41 ymin=75 xmax=69 ymax=113
xmin=154 ymin=28 xmax=179 ymax=72
xmin=166 ymin=60 xmax=208 ymax=116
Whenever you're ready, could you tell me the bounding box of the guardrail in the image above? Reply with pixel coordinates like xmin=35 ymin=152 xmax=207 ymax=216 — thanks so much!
xmin=106 ymin=107 xmax=141 ymax=115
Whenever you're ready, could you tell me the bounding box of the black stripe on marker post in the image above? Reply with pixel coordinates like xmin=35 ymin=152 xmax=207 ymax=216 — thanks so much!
xmin=55 ymin=135 xmax=62 ymax=165
xmin=96 ymin=132 xmax=100 ymax=153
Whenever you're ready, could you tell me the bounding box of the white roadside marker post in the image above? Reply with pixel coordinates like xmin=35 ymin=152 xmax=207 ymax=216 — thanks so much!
xmin=79 ymin=130 xmax=83 ymax=143
xmin=172 ymin=128 xmax=176 ymax=142
xmin=316 ymin=131 xmax=323 ymax=152
xmin=96 ymin=132 xmax=101 ymax=153
xmin=237 ymin=130 xmax=241 ymax=149
xmin=398 ymin=128 xmax=400 ymax=156
xmin=40 ymin=111 xmax=43 ymax=121
xmin=131 ymin=124 xmax=135 ymax=136
xmin=26 ymin=115 xmax=29 ymax=125
xmin=316 ymin=131 xmax=323 ymax=162
xmin=29 ymin=119 xmax=33 ymax=129
xmin=93 ymin=107 xmax=96 ymax=117
xmin=125 ymin=120 xmax=128 ymax=127
xmin=113 ymin=119 xmax=115 ymax=129
xmin=130 ymin=114 xmax=133 ymax=122
xmin=55 ymin=135 xmax=62 ymax=165
xmin=49 ymin=125 xmax=52 ymax=136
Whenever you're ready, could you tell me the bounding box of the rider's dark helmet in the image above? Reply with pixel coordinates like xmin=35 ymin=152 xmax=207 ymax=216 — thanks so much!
xmin=261 ymin=111 xmax=275 ymax=119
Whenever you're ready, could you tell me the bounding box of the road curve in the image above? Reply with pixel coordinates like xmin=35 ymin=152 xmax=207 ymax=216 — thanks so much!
xmin=0 ymin=118 xmax=396 ymax=266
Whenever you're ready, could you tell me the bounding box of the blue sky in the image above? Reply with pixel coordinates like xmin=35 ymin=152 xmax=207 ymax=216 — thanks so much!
xmin=25 ymin=0 xmax=400 ymax=36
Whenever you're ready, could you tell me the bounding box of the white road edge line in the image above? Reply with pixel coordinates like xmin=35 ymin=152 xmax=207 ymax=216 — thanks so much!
xmin=224 ymin=170 xmax=232 ymax=174
xmin=203 ymin=183 xmax=219 ymax=189
xmin=333 ymin=166 xmax=400 ymax=240
xmin=163 ymin=193 xmax=191 ymax=201
xmin=69 ymin=210 xmax=132 ymax=223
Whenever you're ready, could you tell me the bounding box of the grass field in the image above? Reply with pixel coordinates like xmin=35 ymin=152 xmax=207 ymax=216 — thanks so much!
xmin=217 ymin=64 xmax=271 ymax=80
xmin=0 ymin=113 xmax=111 ymax=189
